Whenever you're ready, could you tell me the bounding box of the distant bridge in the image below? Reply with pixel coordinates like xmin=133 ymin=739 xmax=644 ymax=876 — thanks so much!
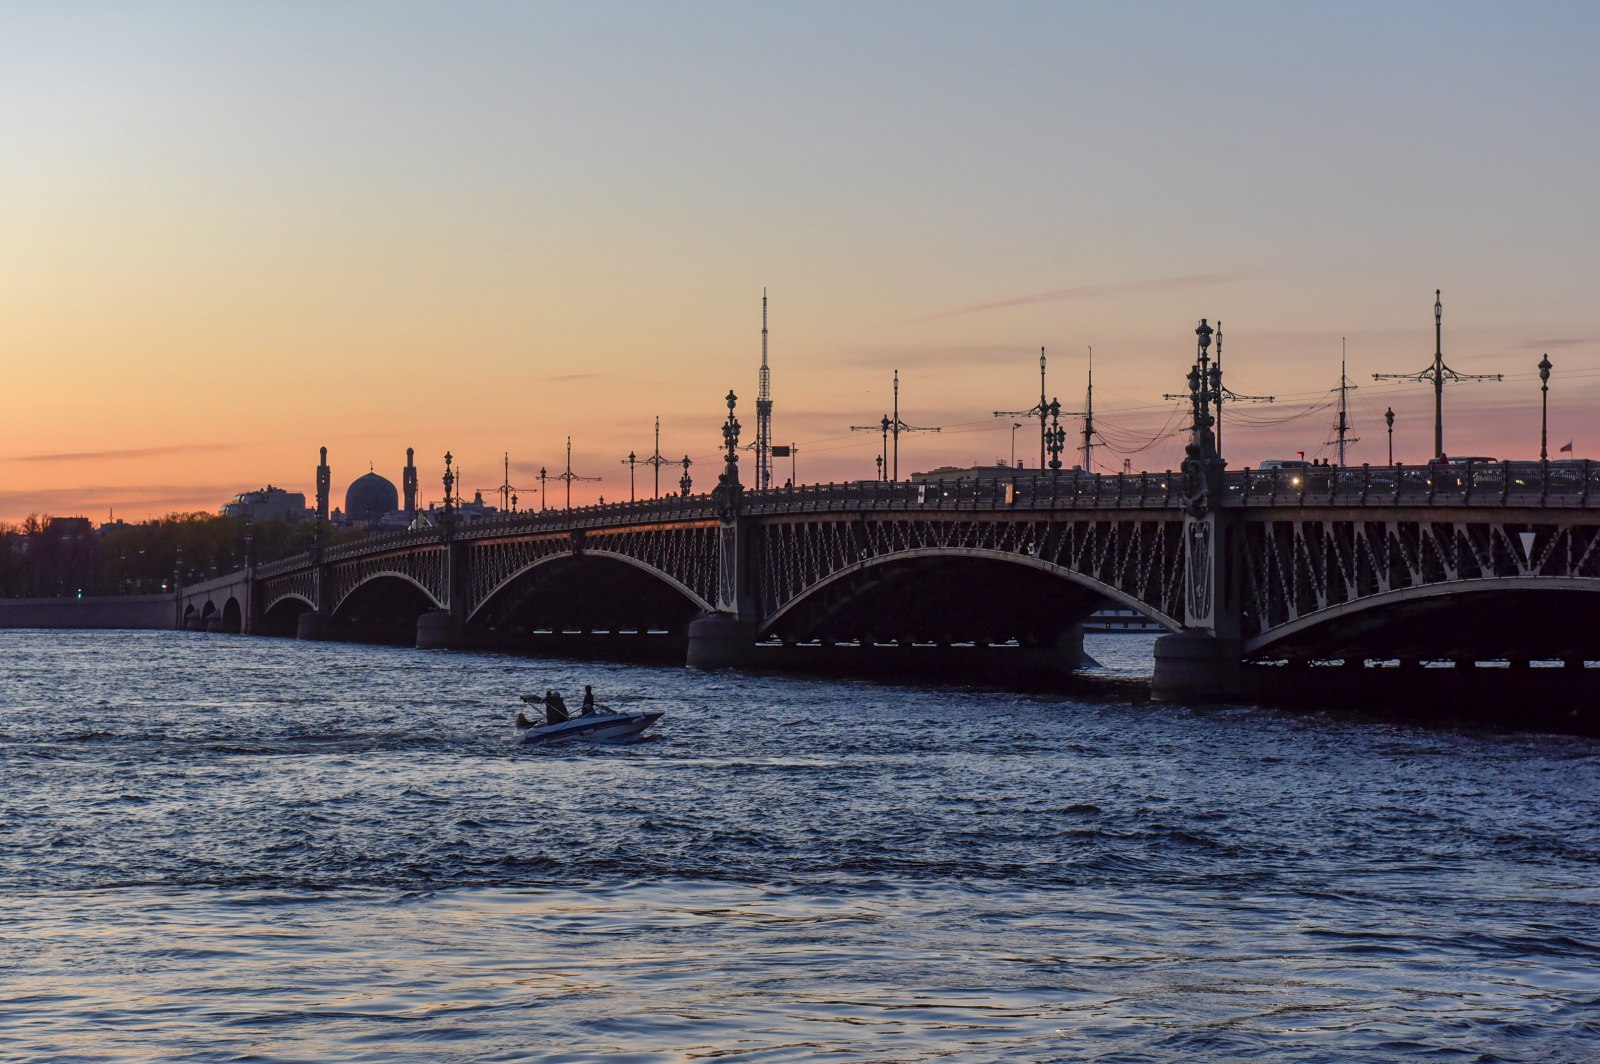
xmin=174 ymin=459 xmax=1600 ymax=700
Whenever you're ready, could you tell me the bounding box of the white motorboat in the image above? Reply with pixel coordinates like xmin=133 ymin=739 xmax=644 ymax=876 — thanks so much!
xmin=512 ymin=697 xmax=663 ymax=745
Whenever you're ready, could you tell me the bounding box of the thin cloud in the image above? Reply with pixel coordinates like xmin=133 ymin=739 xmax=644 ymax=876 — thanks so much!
xmin=0 ymin=485 xmax=236 ymax=521
xmin=1518 ymin=338 xmax=1593 ymax=350
xmin=542 ymin=373 xmax=603 ymax=383
xmin=910 ymin=273 xmax=1244 ymax=324
xmin=821 ymin=342 xmax=1039 ymax=369
xmin=15 ymin=445 xmax=239 ymax=463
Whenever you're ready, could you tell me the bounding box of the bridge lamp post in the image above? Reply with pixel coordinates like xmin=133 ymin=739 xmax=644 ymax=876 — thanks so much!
xmin=1011 ymin=422 xmax=1021 ymax=467
xmin=1539 ymin=354 xmax=1552 ymax=467
xmin=538 ymin=467 xmax=547 ymax=511
xmin=623 ymin=450 xmax=637 ymax=502
xmin=679 ymin=455 xmax=693 ymax=496
xmin=880 ymin=415 xmax=890 ymax=481
xmin=1385 ymin=407 xmax=1395 ymax=465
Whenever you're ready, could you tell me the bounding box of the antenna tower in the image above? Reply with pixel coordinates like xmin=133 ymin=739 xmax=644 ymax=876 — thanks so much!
xmin=755 ymin=289 xmax=773 ymax=490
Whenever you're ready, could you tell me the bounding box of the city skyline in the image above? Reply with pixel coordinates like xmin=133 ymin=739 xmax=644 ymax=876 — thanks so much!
xmin=3 ymin=3 xmax=1596 ymax=523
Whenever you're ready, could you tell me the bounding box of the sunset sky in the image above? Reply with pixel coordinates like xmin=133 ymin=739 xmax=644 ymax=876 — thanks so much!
xmin=2 ymin=2 xmax=1597 ymax=523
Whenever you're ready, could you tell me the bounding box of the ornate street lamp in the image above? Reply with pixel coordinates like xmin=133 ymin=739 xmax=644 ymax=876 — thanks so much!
xmin=1539 ymin=354 xmax=1553 ymax=466
xmin=622 ymin=450 xmax=637 ymax=502
xmin=1385 ymin=407 xmax=1395 ymax=465
xmin=442 ymin=452 xmax=455 ymax=519
xmin=679 ymin=455 xmax=693 ymax=496
xmin=1046 ymin=398 xmax=1065 ymax=470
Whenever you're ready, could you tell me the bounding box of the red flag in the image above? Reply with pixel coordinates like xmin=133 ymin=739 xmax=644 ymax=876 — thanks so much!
xmin=1560 ymin=440 xmax=1574 ymax=453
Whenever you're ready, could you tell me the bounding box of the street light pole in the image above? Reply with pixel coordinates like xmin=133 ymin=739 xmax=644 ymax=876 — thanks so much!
xmin=1385 ymin=407 xmax=1395 ymax=465
xmin=1539 ymin=354 xmax=1552 ymax=466
xmin=1011 ymin=422 xmax=1021 ymax=467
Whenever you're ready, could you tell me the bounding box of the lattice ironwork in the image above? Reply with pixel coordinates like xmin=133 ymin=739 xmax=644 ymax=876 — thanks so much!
xmin=260 ymin=569 xmax=317 ymax=615
xmin=1237 ymin=511 xmax=1600 ymax=642
xmin=463 ymin=522 xmax=721 ymax=619
xmin=327 ymin=546 xmax=448 ymax=614
xmin=752 ymin=513 xmax=1186 ymax=625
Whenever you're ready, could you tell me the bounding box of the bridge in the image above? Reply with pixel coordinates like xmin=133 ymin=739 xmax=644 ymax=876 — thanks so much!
xmin=172 ymin=324 xmax=1600 ymax=709
xmin=172 ymin=457 xmax=1600 ymax=700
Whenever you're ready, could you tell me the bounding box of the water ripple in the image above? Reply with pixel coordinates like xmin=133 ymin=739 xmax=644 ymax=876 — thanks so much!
xmin=0 ymin=630 xmax=1597 ymax=1061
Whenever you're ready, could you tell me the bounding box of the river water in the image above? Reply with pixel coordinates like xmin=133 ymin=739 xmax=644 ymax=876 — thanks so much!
xmin=1 ymin=630 xmax=1597 ymax=1062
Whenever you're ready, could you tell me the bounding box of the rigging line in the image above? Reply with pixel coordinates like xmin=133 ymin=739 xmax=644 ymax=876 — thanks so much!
xmin=1095 ymin=402 xmax=1187 ymax=455
xmin=1224 ymin=398 xmax=1335 ymax=427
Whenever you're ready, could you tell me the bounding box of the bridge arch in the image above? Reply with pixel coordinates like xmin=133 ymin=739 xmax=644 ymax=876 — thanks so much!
xmin=760 ymin=546 xmax=1179 ymax=642
xmin=468 ymin=548 xmax=714 ymax=625
xmin=331 ymin=571 xmax=445 ymax=617
xmin=258 ymin=593 xmax=315 ymax=637
xmin=1244 ymin=576 xmax=1600 ymax=661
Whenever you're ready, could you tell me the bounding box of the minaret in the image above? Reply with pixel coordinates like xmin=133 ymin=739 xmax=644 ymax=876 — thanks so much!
xmin=755 ymin=289 xmax=773 ymax=491
xmin=402 ymin=447 xmax=418 ymax=518
xmin=315 ymin=446 xmax=331 ymax=523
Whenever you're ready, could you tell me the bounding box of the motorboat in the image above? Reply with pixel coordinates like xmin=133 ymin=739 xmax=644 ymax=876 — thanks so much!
xmin=512 ymin=695 xmax=662 ymax=745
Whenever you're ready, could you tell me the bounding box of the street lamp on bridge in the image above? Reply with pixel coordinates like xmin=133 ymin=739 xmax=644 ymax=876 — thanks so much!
xmin=1539 ymin=354 xmax=1553 ymax=466
xmin=1385 ymin=407 xmax=1395 ymax=465
xmin=1374 ymin=290 xmax=1502 ymax=461
xmin=1011 ymin=422 xmax=1022 ymax=467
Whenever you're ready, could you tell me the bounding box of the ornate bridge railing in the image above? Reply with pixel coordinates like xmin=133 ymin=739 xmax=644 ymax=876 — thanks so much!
xmin=252 ymin=460 xmax=1600 ymax=583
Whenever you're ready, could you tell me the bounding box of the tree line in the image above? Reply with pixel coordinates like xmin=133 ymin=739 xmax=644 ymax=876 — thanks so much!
xmin=0 ymin=513 xmax=365 ymax=599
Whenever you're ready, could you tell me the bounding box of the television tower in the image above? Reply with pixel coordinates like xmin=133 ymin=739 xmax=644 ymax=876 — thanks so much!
xmin=755 ymin=289 xmax=773 ymax=490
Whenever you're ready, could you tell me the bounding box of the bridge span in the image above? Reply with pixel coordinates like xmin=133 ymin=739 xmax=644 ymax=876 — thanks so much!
xmin=176 ymin=458 xmax=1600 ymax=707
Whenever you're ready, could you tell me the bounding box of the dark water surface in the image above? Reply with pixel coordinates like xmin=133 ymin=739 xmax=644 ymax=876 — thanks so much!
xmin=1 ymin=630 xmax=1597 ymax=1062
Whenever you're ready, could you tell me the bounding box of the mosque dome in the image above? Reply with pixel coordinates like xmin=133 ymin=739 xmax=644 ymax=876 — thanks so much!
xmin=345 ymin=471 xmax=399 ymax=524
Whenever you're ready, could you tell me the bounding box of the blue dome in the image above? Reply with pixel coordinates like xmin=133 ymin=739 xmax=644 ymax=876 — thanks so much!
xmin=345 ymin=472 xmax=399 ymax=523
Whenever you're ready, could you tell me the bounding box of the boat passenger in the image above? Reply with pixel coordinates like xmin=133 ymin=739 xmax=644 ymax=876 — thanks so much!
xmin=581 ymin=685 xmax=596 ymax=714
xmin=545 ymin=689 xmax=570 ymax=725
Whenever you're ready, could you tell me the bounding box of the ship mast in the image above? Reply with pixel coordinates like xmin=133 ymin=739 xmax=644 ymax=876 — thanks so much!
xmin=1332 ymin=338 xmax=1359 ymax=467
xmin=1081 ymin=345 xmax=1095 ymax=471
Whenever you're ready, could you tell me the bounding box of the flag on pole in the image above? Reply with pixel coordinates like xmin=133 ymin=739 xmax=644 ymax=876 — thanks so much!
xmin=1560 ymin=441 xmax=1574 ymax=453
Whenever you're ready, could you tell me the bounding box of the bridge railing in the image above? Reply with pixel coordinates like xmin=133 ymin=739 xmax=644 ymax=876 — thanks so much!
xmin=740 ymin=471 xmax=1182 ymax=513
xmin=252 ymin=460 xmax=1600 ymax=578
xmin=1227 ymin=459 xmax=1600 ymax=508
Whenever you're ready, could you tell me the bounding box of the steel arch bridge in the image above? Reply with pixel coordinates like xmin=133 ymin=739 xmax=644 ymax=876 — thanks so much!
xmin=189 ymin=459 xmax=1600 ymax=699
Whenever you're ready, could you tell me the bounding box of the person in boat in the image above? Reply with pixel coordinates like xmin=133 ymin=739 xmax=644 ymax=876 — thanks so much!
xmin=581 ymin=685 xmax=596 ymax=714
xmin=544 ymin=689 xmax=570 ymax=725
